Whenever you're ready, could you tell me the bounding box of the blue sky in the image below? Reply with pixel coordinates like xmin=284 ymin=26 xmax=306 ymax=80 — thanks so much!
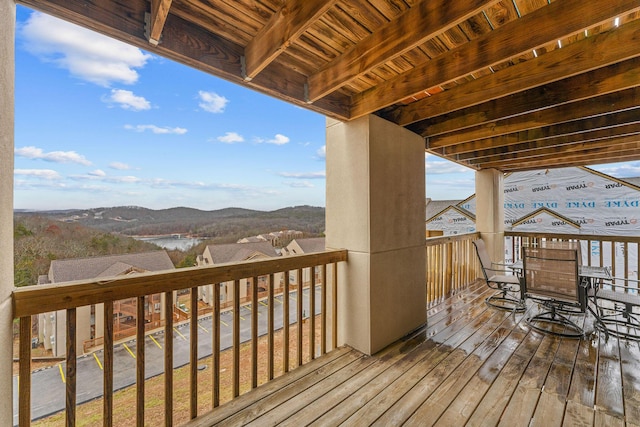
xmin=13 ymin=6 xmax=640 ymax=211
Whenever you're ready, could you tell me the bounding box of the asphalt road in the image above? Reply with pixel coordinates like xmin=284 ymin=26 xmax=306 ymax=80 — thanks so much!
xmin=13 ymin=287 xmax=320 ymax=425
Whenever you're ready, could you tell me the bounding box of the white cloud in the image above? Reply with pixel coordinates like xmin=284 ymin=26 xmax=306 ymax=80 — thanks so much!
xmin=21 ymin=12 xmax=151 ymax=87
xmin=316 ymin=145 xmax=326 ymax=159
xmin=198 ymin=91 xmax=229 ymax=113
xmin=104 ymin=89 xmax=151 ymax=111
xmin=216 ymin=132 xmax=245 ymax=144
xmin=591 ymin=162 xmax=640 ymax=177
xmin=285 ymin=181 xmax=314 ymax=188
xmin=267 ymin=134 xmax=290 ymax=145
xmin=15 ymin=146 xmax=92 ymax=166
xmin=89 ymin=169 xmax=106 ymax=177
xmin=15 ymin=169 xmax=61 ymax=180
xmin=278 ymin=171 xmax=326 ymax=179
xmin=109 ymin=162 xmax=131 ymax=170
xmin=124 ymin=124 xmax=187 ymax=134
xmin=425 ymin=154 xmax=472 ymax=175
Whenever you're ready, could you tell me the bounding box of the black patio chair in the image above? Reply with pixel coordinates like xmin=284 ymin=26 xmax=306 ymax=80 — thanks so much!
xmin=473 ymin=239 xmax=525 ymax=312
xmin=588 ymin=274 xmax=640 ymax=340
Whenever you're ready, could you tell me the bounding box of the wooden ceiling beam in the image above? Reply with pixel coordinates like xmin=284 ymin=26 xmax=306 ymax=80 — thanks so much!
xmin=458 ymin=123 xmax=640 ymax=164
xmin=146 ymin=0 xmax=173 ymax=46
xmin=428 ymin=86 xmax=640 ymax=148
xmin=410 ymin=58 xmax=640 ymax=137
xmin=354 ymin=0 xmax=640 ymax=122
xmin=306 ymin=0 xmax=500 ymax=103
xmin=442 ymin=109 xmax=640 ymax=156
xmin=388 ymin=14 xmax=640 ymax=126
xmin=243 ymin=0 xmax=336 ymax=81
xmin=491 ymin=145 xmax=640 ymax=172
xmin=466 ymin=131 xmax=640 ymax=167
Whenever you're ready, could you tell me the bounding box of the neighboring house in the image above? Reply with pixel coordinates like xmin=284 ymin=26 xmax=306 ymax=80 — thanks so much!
xmin=425 ymin=166 xmax=640 ymax=280
xmin=283 ymin=237 xmax=326 ymax=286
xmin=237 ymin=230 xmax=304 ymax=247
xmin=38 ymin=251 xmax=175 ymax=357
xmin=197 ymin=241 xmax=281 ymax=305
xmin=425 ymin=204 xmax=475 ymax=237
xmin=282 ymin=237 xmax=326 ymax=256
xmin=426 ymin=166 xmax=640 ymax=236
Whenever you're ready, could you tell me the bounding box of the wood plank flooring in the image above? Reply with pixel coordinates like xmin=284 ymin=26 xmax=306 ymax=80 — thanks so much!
xmin=185 ymin=280 xmax=640 ymax=426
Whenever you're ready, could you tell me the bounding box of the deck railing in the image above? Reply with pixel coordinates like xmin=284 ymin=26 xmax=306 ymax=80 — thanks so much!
xmin=425 ymin=232 xmax=482 ymax=306
xmin=13 ymin=250 xmax=347 ymax=426
xmin=506 ymin=231 xmax=639 ymax=290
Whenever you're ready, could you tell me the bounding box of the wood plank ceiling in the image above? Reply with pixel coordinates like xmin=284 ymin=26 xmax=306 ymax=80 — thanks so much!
xmin=20 ymin=0 xmax=640 ymax=172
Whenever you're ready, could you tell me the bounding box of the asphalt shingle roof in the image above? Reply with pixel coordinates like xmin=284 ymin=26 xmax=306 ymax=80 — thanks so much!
xmin=49 ymin=251 xmax=174 ymax=283
xmin=206 ymin=241 xmax=279 ymax=264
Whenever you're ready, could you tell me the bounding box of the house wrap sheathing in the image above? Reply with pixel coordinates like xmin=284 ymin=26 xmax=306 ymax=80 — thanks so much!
xmin=426 ymin=166 xmax=640 ymax=280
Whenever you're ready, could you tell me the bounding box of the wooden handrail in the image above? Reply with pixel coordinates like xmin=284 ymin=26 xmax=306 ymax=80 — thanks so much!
xmin=12 ymin=250 xmax=348 ymax=318
xmin=15 ymin=250 xmax=347 ymax=426
xmin=425 ymin=232 xmax=482 ymax=305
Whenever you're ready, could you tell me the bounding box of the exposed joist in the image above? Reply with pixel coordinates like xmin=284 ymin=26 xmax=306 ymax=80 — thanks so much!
xmin=490 ymin=144 xmax=640 ymax=171
xmin=458 ymin=123 xmax=640 ymax=164
xmin=441 ymin=109 xmax=640 ymax=156
xmin=387 ymin=13 xmax=640 ymax=126
xmin=146 ymin=0 xmax=173 ymax=45
xmin=428 ymin=87 xmax=640 ymax=148
xmin=243 ymin=0 xmax=337 ymax=81
xmin=465 ymin=130 xmax=640 ymax=168
xmin=410 ymin=58 xmax=640 ymax=137
xmin=306 ymin=0 xmax=501 ymax=103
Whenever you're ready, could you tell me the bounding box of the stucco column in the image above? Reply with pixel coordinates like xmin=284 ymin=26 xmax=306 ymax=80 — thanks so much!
xmin=326 ymin=114 xmax=426 ymax=355
xmin=475 ymin=169 xmax=505 ymax=263
xmin=0 ymin=0 xmax=15 ymax=422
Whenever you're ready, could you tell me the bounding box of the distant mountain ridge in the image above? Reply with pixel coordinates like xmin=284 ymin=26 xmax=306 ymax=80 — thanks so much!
xmin=18 ymin=205 xmax=326 ymax=239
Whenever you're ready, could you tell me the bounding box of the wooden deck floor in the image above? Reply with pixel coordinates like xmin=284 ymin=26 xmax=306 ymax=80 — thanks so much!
xmin=186 ymin=280 xmax=640 ymax=427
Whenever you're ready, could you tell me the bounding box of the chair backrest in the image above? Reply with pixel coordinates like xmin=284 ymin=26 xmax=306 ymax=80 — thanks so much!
xmin=538 ymin=240 xmax=582 ymax=266
xmin=523 ymin=246 xmax=581 ymax=306
xmin=472 ymin=239 xmax=493 ymax=280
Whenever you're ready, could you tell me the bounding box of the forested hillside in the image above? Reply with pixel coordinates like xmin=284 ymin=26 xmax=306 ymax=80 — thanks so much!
xmin=14 ymin=205 xmax=326 ymax=287
xmin=21 ymin=205 xmax=326 ymax=237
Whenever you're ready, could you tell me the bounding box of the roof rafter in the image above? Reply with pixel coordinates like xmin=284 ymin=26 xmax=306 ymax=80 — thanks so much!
xmin=387 ymin=13 xmax=640 ymax=126
xmin=410 ymin=57 xmax=640 ymax=137
xmin=428 ymin=86 xmax=640 ymax=148
xmin=307 ymin=0 xmax=501 ymax=103
xmin=466 ymin=131 xmax=640 ymax=167
xmin=146 ymin=0 xmax=173 ymax=46
xmin=457 ymin=123 xmax=640 ymax=164
xmin=243 ymin=0 xmax=337 ymax=81
xmin=442 ymin=109 xmax=640 ymax=156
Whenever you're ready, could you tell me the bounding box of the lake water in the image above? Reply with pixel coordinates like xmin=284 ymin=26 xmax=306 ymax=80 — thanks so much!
xmin=136 ymin=236 xmax=202 ymax=251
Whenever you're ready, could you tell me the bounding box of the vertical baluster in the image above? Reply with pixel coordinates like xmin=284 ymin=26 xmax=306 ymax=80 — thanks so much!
xmin=332 ymin=262 xmax=338 ymax=350
xmin=19 ymin=316 xmax=31 ymax=427
xmin=103 ymin=302 xmax=113 ymax=427
xmin=164 ymin=291 xmax=173 ymax=427
xmin=321 ymin=264 xmax=327 ymax=355
xmin=297 ymin=268 xmax=303 ymax=366
xmin=283 ymin=272 xmax=290 ymax=373
xmin=66 ymin=308 xmax=77 ymax=427
xmin=213 ymin=283 xmax=220 ymax=408
xmin=251 ymin=276 xmax=258 ymax=389
xmin=190 ymin=287 xmax=198 ymax=419
xmin=233 ymin=279 xmax=240 ymax=397
xmin=624 ymin=242 xmax=629 ymax=293
xmin=268 ymin=274 xmax=275 ymax=380
xmin=310 ymin=267 xmax=316 ymax=359
xmin=136 ymin=296 xmax=145 ymax=426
